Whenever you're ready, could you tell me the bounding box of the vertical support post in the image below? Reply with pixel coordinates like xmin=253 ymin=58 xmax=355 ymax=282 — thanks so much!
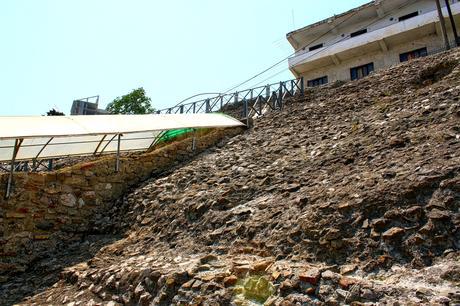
xmin=300 ymin=77 xmax=305 ymax=96
xmin=205 ymin=99 xmax=210 ymax=113
xmin=193 ymin=102 xmax=196 ymax=114
xmin=258 ymin=97 xmax=262 ymax=115
xmin=5 ymin=138 xmax=23 ymax=199
xmin=265 ymin=85 xmax=270 ymax=98
xmin=249 ymin=89 xmax=255 ymax=114
xmin=436 ymin=0 xmax=450 ymax=50
xmin=220 ymin=96 xmax=223 ymax=110
xmin=115 ymin=134 xmax=121 ymax=172
xmin=48 ymin=159 xmax=53 ymax=171
xmin=192 ymin=129 xmax=197 ymax=151
xmin=243 ymin=99 xmax=248 ymax=123
xmin=279 ymin=81 xmax=283 ymax=110
xmin=444 ymin=0 xmax=459 ymax=46
xmin=234 ymin=92 xmax=238 ymax=105
xmin=180 ymin=105 xmax=184 ymax=114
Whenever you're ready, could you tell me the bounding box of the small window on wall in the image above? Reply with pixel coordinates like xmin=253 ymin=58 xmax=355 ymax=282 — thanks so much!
xmin=350 ymin=63 xmax=374 ymax=80
xmin=307 ymin=76 xmax=328 ymax=87
xmin=398 ymin=11 xmax=419 ymax=22
xmin=350 ymin=29 xmax=367 ymax=37
xmin=309 ymin=43 xmax=324 ymax=51
xmin=399 ymin=47 xmax=428 ymax=62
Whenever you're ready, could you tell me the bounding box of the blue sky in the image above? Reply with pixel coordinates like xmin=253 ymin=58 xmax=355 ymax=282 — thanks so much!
xmin=0 ymin=0 xmax=369 ymax=116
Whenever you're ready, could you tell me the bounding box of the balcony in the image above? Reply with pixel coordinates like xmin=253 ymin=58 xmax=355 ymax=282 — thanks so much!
xmin=288 ymin=2 xmax=460 ymax=75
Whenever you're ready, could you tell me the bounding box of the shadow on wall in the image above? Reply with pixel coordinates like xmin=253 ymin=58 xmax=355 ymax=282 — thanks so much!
xmin=0 ymin=126 xmax=245 ymax=304
xmin=0 ymin=234 xmax=120 ymax=305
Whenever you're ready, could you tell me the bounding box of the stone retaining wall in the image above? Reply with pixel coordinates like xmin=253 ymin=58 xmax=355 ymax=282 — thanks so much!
xmin=0 ymin=127 xmax=244 ymax=278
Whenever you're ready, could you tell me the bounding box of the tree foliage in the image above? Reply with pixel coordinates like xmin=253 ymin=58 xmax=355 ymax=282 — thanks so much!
xmin=105 ymin=87 xmax=154 ymax=114
xmin=46 ymin=108 xmax=65 ymax=116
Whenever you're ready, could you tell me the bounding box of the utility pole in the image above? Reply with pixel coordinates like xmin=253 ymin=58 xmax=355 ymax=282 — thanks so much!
xmin=435 ymin=0 xmax=450 ymax=50
xmin=444 ymin=0 xmax=459 ymax=46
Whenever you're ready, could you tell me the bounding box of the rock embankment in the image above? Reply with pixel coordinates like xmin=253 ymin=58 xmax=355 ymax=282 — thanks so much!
xmin=2 ymin=49 xmax=460 ymax=305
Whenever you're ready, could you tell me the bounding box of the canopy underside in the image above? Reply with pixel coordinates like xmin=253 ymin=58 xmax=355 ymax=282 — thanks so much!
xmin=0 ymin=113 xmax=243 ymax=162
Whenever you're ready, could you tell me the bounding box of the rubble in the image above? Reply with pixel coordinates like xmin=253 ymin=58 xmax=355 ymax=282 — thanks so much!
xmin=1 ymin=48 xmax=460 ymax=305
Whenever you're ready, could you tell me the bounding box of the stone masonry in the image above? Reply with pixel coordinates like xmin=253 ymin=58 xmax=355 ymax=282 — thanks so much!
xmin=0 ymin=127 xmax=245 ymax=279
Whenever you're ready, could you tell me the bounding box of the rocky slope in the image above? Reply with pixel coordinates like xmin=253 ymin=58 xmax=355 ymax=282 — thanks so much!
xmin=2 ymin=49 xmax=460 ymax=305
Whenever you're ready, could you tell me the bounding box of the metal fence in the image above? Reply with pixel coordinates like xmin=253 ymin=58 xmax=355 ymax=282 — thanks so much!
xmin=0 ymin=159 xmax=54 ymax=173
xmin=156 ymin=78 xmax=305 ymax=120
xmin=427 ymin=39 xmax=460 ymax=56
xmin=155 ymin=40 xmax=459 ymax=120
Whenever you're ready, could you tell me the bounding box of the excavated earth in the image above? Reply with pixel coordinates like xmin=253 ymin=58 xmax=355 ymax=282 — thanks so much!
xmin=2 ymin=49 xmax=460 ymax=305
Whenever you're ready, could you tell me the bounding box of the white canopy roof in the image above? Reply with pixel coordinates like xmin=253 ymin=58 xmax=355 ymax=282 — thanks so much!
xmin=0 ymin=113 xmax=244 ymax=162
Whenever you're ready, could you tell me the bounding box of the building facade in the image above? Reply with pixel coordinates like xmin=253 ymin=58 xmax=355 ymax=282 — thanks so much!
xmin=70 ymin=96 xmax=108 ymax=115
xmin=287 ymin=0 xmax=460 ymax=86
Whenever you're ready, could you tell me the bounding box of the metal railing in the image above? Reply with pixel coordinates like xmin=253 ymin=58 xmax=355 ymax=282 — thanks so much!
xmin=427 ymin=39 xmax=460 ymax=56
xmin=157 ymin=77 xmax=305 ymax=119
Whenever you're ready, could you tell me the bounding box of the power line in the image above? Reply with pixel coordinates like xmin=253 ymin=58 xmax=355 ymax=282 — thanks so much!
xmin=248 ymin=30 xmax=358 ymax=88
xmin=222 ymin=7 xmax=361 ymax=94
xmin=224 ymin=0 xmax=417 ymax=93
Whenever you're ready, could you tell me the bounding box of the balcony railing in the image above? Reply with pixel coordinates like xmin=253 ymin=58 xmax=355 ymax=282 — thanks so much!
xmin=289 ymin=2 xmax=460 ymax=67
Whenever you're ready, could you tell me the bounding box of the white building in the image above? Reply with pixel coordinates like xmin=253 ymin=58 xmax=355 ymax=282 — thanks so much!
xmin=287 ymin=0 xmax=460 ymax=86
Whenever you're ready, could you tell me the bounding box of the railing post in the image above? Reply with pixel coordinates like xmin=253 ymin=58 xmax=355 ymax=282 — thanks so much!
xmin=180 ymin=105 xmax=184 ymax=114
xmin=205 ymin=99 xmax=210 ymax=113
xmin=193 ymin=102 xmax=196 ymax=114
xmin=265 ymin=85 xmax=270 ymax=98
xmin=5 ymin=138 xmax=23 ymax=199
xmin=192 ymin=129 xmax=197 ymax=151
xmin=220 ymin=96 xmax=223 ymax=110
xmin=279 ymin=81 xmax=283 ymax=110
xmin=234 ymin=92 xmax=239 ymax=105
xmin=300 ymin=77 xmax=305 ymax=96
xmin=115 ymin=134 xmax=121 ymax=172
xmin=243 ymin=99 xmax=249 ymax=124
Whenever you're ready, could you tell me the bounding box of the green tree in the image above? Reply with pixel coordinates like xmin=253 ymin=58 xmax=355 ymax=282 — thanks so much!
xmin=46 ymin=108 xmax=65 ymax=116
xmin=106 ymin=87 xmax=154 ymax=114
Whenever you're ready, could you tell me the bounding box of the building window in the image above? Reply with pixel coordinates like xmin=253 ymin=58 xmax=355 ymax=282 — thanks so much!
xmin=350 ymin=63 xmax=374 ymax=80
xmin=307 ymin=76 xmax=328 ymax=87
xmin=350 ymin=29 xmax=367 ymax=37
xmin=309 ymin=43 xmax=324 ymax=51
xmin=398 ymin=11 xmax=419 ymax=22
xmin=399 ymin=47 xmax=428 ymax=62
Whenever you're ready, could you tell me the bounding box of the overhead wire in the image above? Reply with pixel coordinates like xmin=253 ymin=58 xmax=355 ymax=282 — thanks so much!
xmin=225 ymin=0 xmax=418 ymax=92
xmin=166 ymin=0 xmax=419 ymax=111
xmin=221 ymin=7 xmax=362 ymax=94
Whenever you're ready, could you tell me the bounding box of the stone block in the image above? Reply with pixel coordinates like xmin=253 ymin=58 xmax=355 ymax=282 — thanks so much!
xmin=5 ymin=212 xmax=27 ymax=219
xmin=60 ymin=194 xmax=77 ymax=207
xmin=35 ymin=221 xmax=54 ymax=231
xmin=63 ymin=175 xmax=87 ymax=186
xmin=33 ymin=234 xmax=50 ymax=240
xmin=299 ymin=268 xmax=321 ymax=285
